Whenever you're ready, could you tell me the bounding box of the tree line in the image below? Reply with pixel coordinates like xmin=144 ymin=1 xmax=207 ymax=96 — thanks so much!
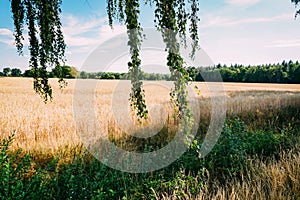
xmin=0 ymin=65 xmax=79 ymax=79
xmin=78 ymin=71 xmax=172 ymax=81
xmin=189 ymin=60 xmax=300 ymax=84
xmin=1 ymin=60 xmax=299 ymax=83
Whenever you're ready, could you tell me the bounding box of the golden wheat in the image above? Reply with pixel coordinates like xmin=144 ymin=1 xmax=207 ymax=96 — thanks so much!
xmin=0 ymin=77 xmax=299 ymax=153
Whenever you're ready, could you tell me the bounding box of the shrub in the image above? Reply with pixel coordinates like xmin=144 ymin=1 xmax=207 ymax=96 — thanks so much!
xmin=202 ymin=117 xmax=249 ymax=180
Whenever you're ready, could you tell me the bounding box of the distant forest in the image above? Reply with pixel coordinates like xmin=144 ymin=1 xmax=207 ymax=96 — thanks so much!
xmin=1 ymin=60 xmax=299 ymax=83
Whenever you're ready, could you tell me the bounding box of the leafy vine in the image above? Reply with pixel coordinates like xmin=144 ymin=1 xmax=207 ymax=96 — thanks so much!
xmin=292 ymin=0 xmax=300 ymax=17
xmin=10 ymin=0 xmax=66 ymax=102
xmin=107 ymin=0 xmax=200 ymax=127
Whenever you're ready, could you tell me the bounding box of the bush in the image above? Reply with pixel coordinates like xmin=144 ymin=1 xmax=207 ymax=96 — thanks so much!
xmin=0 ymin=134 xmax=47 ymax=199
xmin=202 ymin=117 xmax=249 ymax=179
xmin=199 ymin=115 xmax=295 ymax=180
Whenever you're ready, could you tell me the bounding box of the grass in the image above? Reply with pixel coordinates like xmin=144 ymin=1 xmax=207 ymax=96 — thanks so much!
xmin=0 ymin=77 xmax=300 ymax=199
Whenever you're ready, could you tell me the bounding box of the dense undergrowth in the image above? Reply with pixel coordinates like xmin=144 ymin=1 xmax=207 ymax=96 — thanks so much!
xmin=1 ymin=106 xmax=299 ymax=199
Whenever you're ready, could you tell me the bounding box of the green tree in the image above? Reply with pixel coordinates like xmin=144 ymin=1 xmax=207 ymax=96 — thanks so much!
xmin=101 ymin=73 xmax=115 ymax=79
xmin=289 ymin=62 xmax=300 ymax=83
xmin=10 ymin=68 xmax=22 ymax=77
xmin=187 ymin=67 xmax=197 ymax=81
xmin=3 ymin=67 xmax=11 ymax=77
xmin=219 ymin=67 xmax=236 ymax=82
xmin=23 ymin=69 xmax=34 ymax=77
xmin=53 ymin=65 xmax=78 ymax=79
xmin=69 ymin=66 xmax=79 ymax=78
xmin=79 ymin=71 xmax=89 ymax=79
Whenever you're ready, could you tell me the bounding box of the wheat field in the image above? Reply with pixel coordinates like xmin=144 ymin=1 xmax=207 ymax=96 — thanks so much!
xmin=0 ymin=77 xmax=299 ymax=152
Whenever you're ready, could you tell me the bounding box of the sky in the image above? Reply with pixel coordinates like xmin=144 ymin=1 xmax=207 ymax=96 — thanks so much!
xmin=0 ymin=0 xmax=299 ymax=72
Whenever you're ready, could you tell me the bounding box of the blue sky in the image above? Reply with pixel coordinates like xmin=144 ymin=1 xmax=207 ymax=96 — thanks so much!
xmin=0 ymin=0 xmax=299 ymax=72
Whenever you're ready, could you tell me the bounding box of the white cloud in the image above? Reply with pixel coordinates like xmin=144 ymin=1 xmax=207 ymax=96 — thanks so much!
xmin=0 ymin=38 xmax=14 ymax=46
xmin=0 ymin=28 xmax=14 ymax=46
xmin=62 ymin=14 xmax=126 ymax=52
xmin=225 ymin=0 xmax=260 ymax=6
xmin=201 ymin=13 xmax=291 ymax=28
xmin=62 ymin=14 xmax=105 ymax=36
xmin=60 ymin=14 xmax=128 ymax=68
xmin=97 ymin=24 xmax=127 ymax=43
xmin=269 ymin=39 xmax=300 ymax=48
xmin=0 ymin=28 xmax=13 ymax=37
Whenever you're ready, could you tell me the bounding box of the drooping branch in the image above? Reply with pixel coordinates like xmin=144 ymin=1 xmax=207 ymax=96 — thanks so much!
xmin=107 ymin=0 xmax=115 ymax=27
xmin=125 ymin=0 xmax=148 ymax=123
xmin=189 ymin=0 xmax=200 ymax=58
xmin=177 ymin=0 xmax=188 ymax=47
xmin=107 ymin=0 xmax=125 ymax=27
xmin=10 ymin=0 xmax=66 ymax=102
xmin=11 ymin=0 xmax=25 ymax=54
xmin=107 ymin=0 xmax=200 ymax=123
xmin=292 ymin=0 xmax=300 ymax=17
xmin=153 ymin=0 xmax=192 ymax=132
